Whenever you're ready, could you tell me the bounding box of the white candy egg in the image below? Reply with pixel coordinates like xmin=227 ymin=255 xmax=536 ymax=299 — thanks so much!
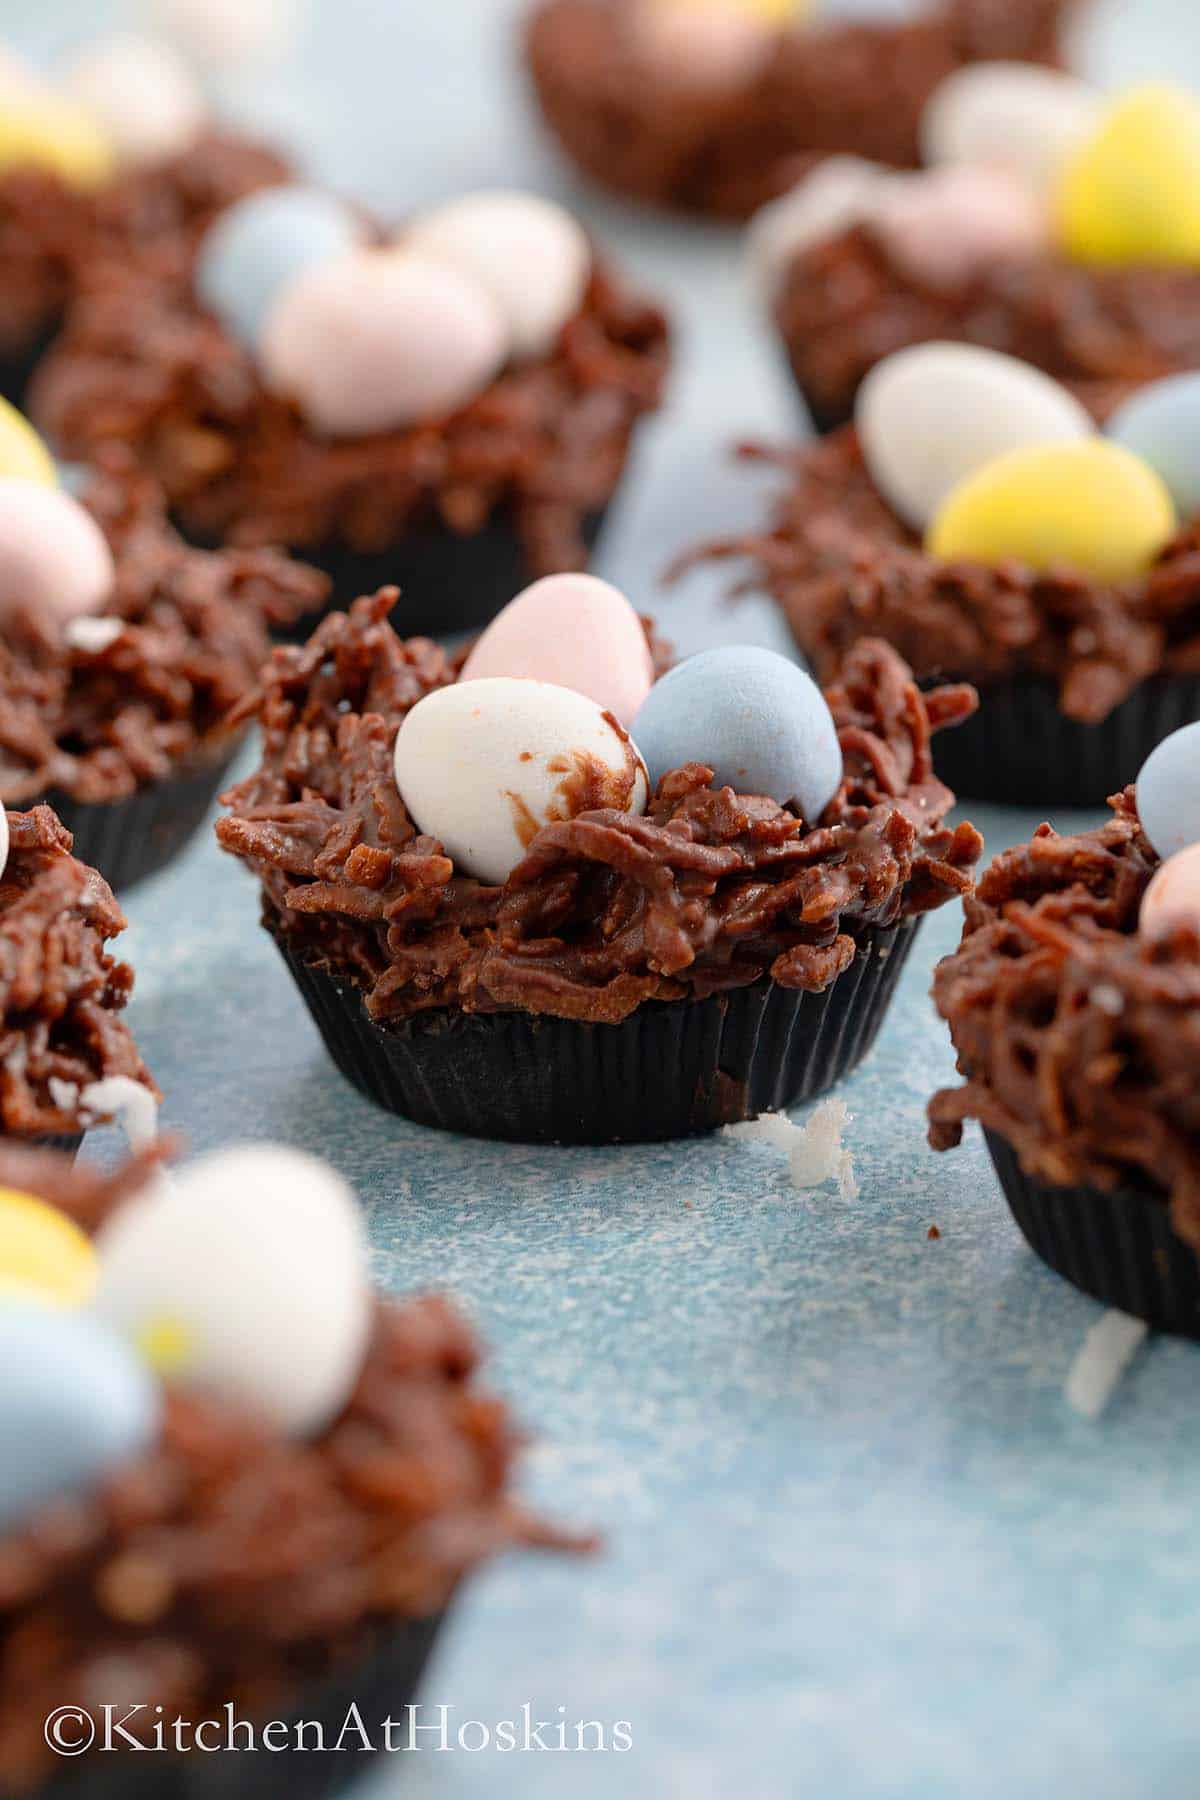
xmin=60 ymin=33 xmax=206 ymax=167
xmin=921 ymin=62 xmax=1102 ymax=199
xmin=0 ymin=479 xmax=115 ymax=625
xmin=394 ymin=678 xmax=649 ymax=885
xmin=747 ymin=156 xmax=888 ymax=298
xmin=405 ymin=191 xmax=590 ymax=361
xmin=856 ymin=343 xmax=1093 ymax=531
xmin=93 ymin=1145 xmax=371 ymax=1437
xmin=0 ymin=809 xmax=8 ymax=882
xmin=260 ymin=250 xmax=508 ymax=437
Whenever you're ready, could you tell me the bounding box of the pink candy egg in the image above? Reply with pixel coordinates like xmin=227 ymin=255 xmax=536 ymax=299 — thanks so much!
xmin=258 ymin=250 xmax=508 ymax=438
xmin=460 ymin=574 xmax=655 ymax=725
xmin=870 ymin=165 xmax=1049 ymax=291
xmin=0 ymin=480 xmax=114 ymax=626
xmin=626 ymin=0 xmax=775 ymax=93
xmin=1140 ymin=844 xmax=1200 ymax=937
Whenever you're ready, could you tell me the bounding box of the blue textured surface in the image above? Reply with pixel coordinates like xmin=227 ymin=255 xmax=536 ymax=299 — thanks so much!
xmin=9 ymin=0 xmax=1200 ymax=1794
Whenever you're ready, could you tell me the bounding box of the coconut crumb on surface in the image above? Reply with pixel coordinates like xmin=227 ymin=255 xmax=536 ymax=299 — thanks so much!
xmin=1065 ymin=1310 xmax=1149 ymax=1420
xmin=724 ymin=1099 xmax=858 ymax=1200
xmin=927 ymin=1225 xmax=941 ymax=1240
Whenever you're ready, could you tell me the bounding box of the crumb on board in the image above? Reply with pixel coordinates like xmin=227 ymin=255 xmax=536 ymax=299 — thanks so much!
xmin=927 ymin=1225 xmax=941 ymax=1240
xmin=723 ymin=1098 xmax=858 ymax=1201
xmin=1065 ymin=1309 xmax=1149 ymax=1420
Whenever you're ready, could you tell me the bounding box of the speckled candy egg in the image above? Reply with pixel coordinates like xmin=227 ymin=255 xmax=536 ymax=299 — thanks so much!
xmin=394 ymin=678 xmax=649 ymax=885
xmin=921 ymin=62 xmax=1102 ymax=197
xmin=630 ymin=646 xmax=842 ymax=823
xmin=0 ymin=1303 xmax=160 ymax=1534
xmin=927 ymin=440 xmax=1177 ymax=582
xmin=1058 ymin=84 xmax=1200 ymax=266
xmin=260 ymin=250 xmax=508 ymax=437
xmin=1107 ymin=374 xmax=1200 ymax=520
xmin=94 ymin=1145 xmax=371 ymax=1437
xmin=857 ymin=343 xmax=1093 ymax=531
xmin=0 ymin=479 xmax=114 ymax=625
xmin=1136 ymin=723 xmax=1200 ymax=862
xmin=1141 ymin=842 xmax=1200 ymax=937
xmin=747 ymin=156 xmax=887 ymax=298
xmin=0 ymin=1187 xmax=97 ymax=1307
xmin=196 ymin=185 xmax=366 ymax=350
xmin=60 ymin=33 xmax=206 ymax=167
xmin=459 ymin=574 xmax=654 ymax=726
xmin=405 ymin=191 xmax=590 ymax=361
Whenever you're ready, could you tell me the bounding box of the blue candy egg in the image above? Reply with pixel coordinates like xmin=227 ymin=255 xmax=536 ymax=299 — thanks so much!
xmin=0 ymin=1303 xmax=160 ymax=1534
xmin=1136 ymin=721 xmax=1200 ymax=860
xmin=195 ymin=185 xmax=366 ymax=349
xmin=630 ymin=645 xmax=843 ymax=822
xmin=1107 ymin=373 xmax=1200 ymax=519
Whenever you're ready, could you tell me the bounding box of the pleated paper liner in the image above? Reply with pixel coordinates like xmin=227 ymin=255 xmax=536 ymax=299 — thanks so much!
xmin=31 ymin=1611 xmax=446 ymax=1800
xmin=0 ymin=322 xmax=57 ymax=410
xmin=39 ymin=738 xmax=244 ymax=895
xmin=920 ymin=673 xmax=1200 ymax=808
xmin=194 ymin=509 xmax=610 ymax=646
xmin=270 ymin=911 xmax=921 ymax=1144
xmin=984 ymin=1128 xmax=1200 ymax=1338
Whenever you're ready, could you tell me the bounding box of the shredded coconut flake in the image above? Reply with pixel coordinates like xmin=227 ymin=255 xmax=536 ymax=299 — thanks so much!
xmin=63 ymin=616 xmax=125 ymax=654
xmin=724 ymin=1098 xmax=858 ymax=1200
xmin=1065 ymin=1309 xmax=1148 ymax=1420
xmin=50 ymin=1075 xmax=159 ymax=1149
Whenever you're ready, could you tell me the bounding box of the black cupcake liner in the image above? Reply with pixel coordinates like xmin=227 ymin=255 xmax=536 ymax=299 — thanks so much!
xmin=32 ymin=1611 xmax=446 ymax=1800
xmin=922 ymin=673 xmax=1200 ymax=808
xmin=271 ymin=913 xmax=920 ymax=1144
xmin=200 ymin=509 xmax=609 ymax=645
xmin=983 ymin=1127 xmax=1200 ymax=1337
xmin=31 ymin=1132 xmax=85 ymax=1156
xmin=39 ymin=738 xmax=244 ymax=894
xmin=0 ymin=322 xmax=57 ymax=409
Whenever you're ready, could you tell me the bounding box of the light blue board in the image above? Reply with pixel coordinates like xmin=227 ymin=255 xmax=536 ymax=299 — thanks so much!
xmin=6 ymin=0 xmax=1199 ymax=1794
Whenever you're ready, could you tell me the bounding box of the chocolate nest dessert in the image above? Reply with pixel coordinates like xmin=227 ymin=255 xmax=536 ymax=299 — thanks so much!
xmin=0 ymin=805 xmax=155 ymax=1148
xmin=0 ymin=1143 xmax=581 ymax=1796
xmin=0 ymin=457 xmax=327 ymax=891
xmin=0 ymin=132 xmax=287 ymax=403
xmin=31 ymin=255 xmax=670 ymax=635
xmin=524 ymin=0 xmax=1078 ymax=220
xmin=691 ymin=431 xmax=1200 ymax=805
xmin=775 ymin=227 xmax=1200 ymax=434
xmin=929 ymin=789 xmax=1200 ymax=1333
xmin=216 ymin=592 xmax=982 ymax=1142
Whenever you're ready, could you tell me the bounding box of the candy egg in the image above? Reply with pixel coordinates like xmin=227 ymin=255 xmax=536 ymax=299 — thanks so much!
xmin=394 ymin=678 xmax=649 ymax=885
xmin=0 ymin=398 xmax=59 ymax=488
xmin=868 ymin=165 xmax=1049 ymax=291
xmin=1135 ymin=723 xmax=1200 ymax=862
xmin=141 ymin=0 xmax=298 ymax=69
xmin=260 ymin=250 xmax=508 ymax=437
xmin=196 ymin=185 xmax=366 ymax=350
xmin=0 ymin=1304 xmax=159 ymax=1534
xmin=630 ymin=646 xmax=842 ymax=822
xmin=460 ymin=575 xmax=654 ymax=726
xmin=1107 ymin=374 xmax=1200 ymax=520
xmin=1058 ymin=83 xmax=1200 ymax=267
xmin=0 ymin=480 xmax=115 ymax=625
xmin=0 ymin=809 xmax=7 ymax=881
xmin=1141 ymin=843 xmax=1200 ymax=937
xmin=0 ymin=1188 xmax=97 ymax=1307
xmin=747 ymin=156 xmax=888 ymax=298
xmin=94 ymin=1145 xmax=371 ymax=1437
xmin=627 ymin=0 xmax=787 ymax=95
xmin=405 ymin=192 xmax=590 ymax=362
xmin=927 ymin=440 xmax=1177 ymax=582
xmin=921 ymin=62 xmax=1102 ymax=197
xmin=857 ymin=344 xmax=1093 ymax=531
xmin=60 ymin=33 xmax=205 ymax=168
xmin=0 ymin=88 xmax=114 ymax=188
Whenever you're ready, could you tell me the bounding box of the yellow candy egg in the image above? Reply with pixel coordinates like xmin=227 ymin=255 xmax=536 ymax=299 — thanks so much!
xmin=0 ymin=399 xmax=57 ymax=487
xmin=927 ymin=441 xmax=1177 ymax=583
xmin=653 ymin=0 xmax=807 ymax=22
xmin=1057 ymin=83 xmax=1200 ymax=266
xmin=0 ymin=89 xmax=114 ymax=190
xmin=0 ymin=1188 xmax=97 ymax=1308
